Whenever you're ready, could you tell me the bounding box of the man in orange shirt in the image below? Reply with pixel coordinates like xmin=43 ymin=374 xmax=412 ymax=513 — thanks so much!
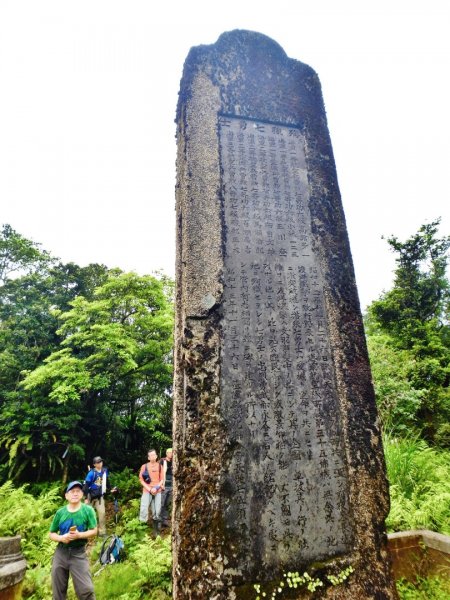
xmin=139 ymin=449 xmax=164 ymax=535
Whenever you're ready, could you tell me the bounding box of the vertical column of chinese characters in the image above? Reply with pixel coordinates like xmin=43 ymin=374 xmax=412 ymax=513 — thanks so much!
xmin=231 ymin=120 xmax=250 ymax=528
xmin=243 ymin=126 xmax=259 ymax=444
xmin=254 ymin=127 xmax=274 ymax=499
xmin=288 ymin=132 xmax=310 ymax=259
xmin=285 ymin=260 xmax=312 ymax=555
xmin=257 ymin=127 xmax=281 ymax=557
xmin=308 ymin=263 xmax=350 ymax=550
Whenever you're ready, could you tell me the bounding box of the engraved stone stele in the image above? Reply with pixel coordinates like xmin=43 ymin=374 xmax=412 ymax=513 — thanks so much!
xmin=173 ymin=30 xmax=397 ymax=599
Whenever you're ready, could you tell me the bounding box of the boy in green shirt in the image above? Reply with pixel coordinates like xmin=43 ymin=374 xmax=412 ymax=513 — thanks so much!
xmin=49 ymin=480 xmax=98 ymax=600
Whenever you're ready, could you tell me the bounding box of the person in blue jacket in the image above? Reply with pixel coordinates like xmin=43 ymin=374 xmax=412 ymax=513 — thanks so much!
xmin=84 ymin=456 xmax=108 ymax=536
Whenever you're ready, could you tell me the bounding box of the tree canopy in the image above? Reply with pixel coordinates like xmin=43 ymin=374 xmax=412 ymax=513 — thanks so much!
xmin=0 ymin=226 xmax=174 ymax=483
xmin=0 ymin=224 xmax=52 ymax=284
xmin=366 ymin=219 xmax=450 ymax=446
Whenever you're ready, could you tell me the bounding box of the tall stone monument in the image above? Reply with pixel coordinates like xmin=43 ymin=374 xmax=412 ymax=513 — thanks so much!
xmin=173 ymin=30 xmax=397 ymax=599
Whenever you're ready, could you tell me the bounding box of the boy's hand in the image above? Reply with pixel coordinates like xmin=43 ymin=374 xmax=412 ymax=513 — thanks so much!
xmin=60 ymin=532 xmax=73 ymax=544
xmin=69 ymin=529 xmax=81 ymax=540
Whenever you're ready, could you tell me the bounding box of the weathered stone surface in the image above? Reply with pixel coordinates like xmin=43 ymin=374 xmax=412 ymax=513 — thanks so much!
xmin=173 ymin=30 xmax=397 ymax=599
xmin=0 ymin=536 xmax=27 ymax=598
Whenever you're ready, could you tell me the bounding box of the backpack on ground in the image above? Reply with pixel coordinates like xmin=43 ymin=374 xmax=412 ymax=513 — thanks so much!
xmin=94 ymin=534 xmax=125 ymax=576
xmin=100 ymin=534 xmax=124 ymax=565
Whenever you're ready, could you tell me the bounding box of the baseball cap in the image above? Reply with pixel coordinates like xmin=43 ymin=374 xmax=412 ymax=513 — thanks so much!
xmin=92 ymin=456 xmax=103 ymax=464
xmin=66 ymin=481 xmax=83 ymax=493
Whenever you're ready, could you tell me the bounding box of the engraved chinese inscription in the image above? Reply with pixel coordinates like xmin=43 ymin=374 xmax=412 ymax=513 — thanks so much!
xmin=219 ymin=116 xmax=352 ymax=569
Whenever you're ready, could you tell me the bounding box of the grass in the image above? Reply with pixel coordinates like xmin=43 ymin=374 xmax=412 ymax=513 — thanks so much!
xmin=396 ymin=576 xmax=450 ymax=599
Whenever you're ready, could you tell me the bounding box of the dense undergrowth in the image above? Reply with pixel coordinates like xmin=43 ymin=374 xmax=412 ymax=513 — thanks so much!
xmin=0 ymin=482 xmax=171 ymax=599
xmin=384 ymin=437 xmax=450 ymax=599
xmin=396 ymin=576 xmax=450 ymax=600
xmin=384 ymin=435 xmax=450 ymax=535
xmin=1 ymin=435 xmax=449 ymax=599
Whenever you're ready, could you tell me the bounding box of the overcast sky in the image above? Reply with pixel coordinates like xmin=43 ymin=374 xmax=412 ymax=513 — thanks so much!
xmin=1 ymin=1 xmax=449 ymax=310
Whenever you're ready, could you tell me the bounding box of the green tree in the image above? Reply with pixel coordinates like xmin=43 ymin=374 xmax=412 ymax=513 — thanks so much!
xmin=369 ymin=219 xmax=450 ymax=347
xmin=367 ymin=220 xmax=450 ymax=445
xmin=0 ymin=226 xmax=174 ymax=482
xmin=0 ymin=224 xmax=52 ymax=284
xmin=0 ymin=263 xmax=110 ymax=388
xmin=0 ymin=261 xmax=112 ymax=481
xmin=367 ymin=333 xmax=425 ymax=436
xmin=20 ymin=271 xmax=173 ymax=479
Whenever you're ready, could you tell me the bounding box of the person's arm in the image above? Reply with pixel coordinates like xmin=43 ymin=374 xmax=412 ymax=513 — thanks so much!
xmin=162 ymin=460 xmax=167 ymax=487
xmin=83 ymin=470 xmax=93 ymax=500
xmin=139 ymin=464 xmax=152 ymax=492
xmin=160 ymin=461 xmax=166 ymax=489
xmin=49 ymin=528 xmax=98 ymax=543
xmin=49 ymin=531 xmax=70 ymax=544
xmin=66 ymin=527 xmax=98 ymax=541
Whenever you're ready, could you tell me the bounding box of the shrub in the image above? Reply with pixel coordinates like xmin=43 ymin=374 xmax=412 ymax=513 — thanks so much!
xmin=367 ymin=334 xmax=425 ymax=435
xmin=396 ymin=576 xmax=450 ymax=599
xmin=129 ymin=536 xmax=172 ymax=595
xmin=93 ymin=536 xmax=171 ymax=599
xmin=21 ymin=566 xmax=52 ymax=599
xmin=109 ymin=467 xmax=142 ymax=504
xmin=384 ymin=435 xmax=450 ymax=534
xmin=0 ymin=481 xmax=60 ymax=566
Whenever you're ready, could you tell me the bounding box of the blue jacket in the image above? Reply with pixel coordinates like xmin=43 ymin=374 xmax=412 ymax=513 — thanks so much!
xmin=84 ymin=467 xmax=108 ymax=498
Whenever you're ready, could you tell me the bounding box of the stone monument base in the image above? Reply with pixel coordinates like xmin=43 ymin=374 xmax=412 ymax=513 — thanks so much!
xmin=0 ymin=536 xmax=27 ymax=600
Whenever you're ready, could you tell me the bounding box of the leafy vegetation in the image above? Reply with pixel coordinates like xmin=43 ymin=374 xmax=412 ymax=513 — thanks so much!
xmin=0 ymin=225 xmax=174 ymax=484
xmin=383 ymin=435 xmax=450 ymax=534
xmin=1 ymin=221 xmax=450 ymax=598
xmin=0 ymin=223 xmax=52 ymax=283
xmin=0 ymin=478 xmax=171 ymax=599
xmin=366 ymin=220 xmax=450 ymax=599
xmin=21 ymin=271 xmax=173 ymax=474
xmin=396 ymin=576 xmax=450 ymax=600
xmin=253 ymin=566 xmax=355 ymax=598
xmin=366 ymin=219 xmax=450 ymax=446
xmin=0 ymin=481 xmax=59 ymax=566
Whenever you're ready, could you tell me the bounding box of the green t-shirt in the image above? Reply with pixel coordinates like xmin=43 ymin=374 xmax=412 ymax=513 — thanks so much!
xmin=50 ymin=503 xmax=97 ymax=548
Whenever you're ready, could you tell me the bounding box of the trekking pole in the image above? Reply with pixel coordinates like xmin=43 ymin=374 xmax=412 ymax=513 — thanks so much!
xmin=111 ymin=486 xmax=120 ymax=526
xmin=114 ymin=498 xmax=119 ymax=525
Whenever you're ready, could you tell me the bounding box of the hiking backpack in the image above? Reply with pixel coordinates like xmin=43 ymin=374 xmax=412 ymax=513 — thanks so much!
xmin=99 ymin=534 xmax=124 ymax=565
